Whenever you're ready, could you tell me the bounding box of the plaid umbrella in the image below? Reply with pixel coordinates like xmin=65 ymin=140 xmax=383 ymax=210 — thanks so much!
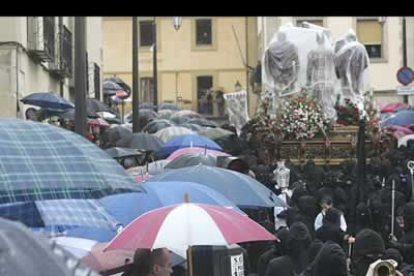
xmin=21 ymin=92 xmax=74 ymax=110
xmin=0 ymin=118 xmax=142 ymax=205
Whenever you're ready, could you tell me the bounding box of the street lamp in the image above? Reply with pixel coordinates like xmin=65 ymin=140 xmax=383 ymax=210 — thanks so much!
xmin=235 ymin=80 xmax=242 ymax=92
xmin=172 ymin=17 xmax=182 ymax=31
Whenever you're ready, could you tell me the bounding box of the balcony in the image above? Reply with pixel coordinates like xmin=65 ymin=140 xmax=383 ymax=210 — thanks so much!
xmin=27 ymin=17 xmax=55 ymax=62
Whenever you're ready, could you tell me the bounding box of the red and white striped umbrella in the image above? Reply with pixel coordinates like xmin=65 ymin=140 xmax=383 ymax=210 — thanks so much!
xmin=104 ymin=202 xmax=275 ymax=257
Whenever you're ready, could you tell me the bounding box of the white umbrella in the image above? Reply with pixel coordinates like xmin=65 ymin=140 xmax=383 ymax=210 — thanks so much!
xmin=154 ymin=126 xmax=195 ymax=143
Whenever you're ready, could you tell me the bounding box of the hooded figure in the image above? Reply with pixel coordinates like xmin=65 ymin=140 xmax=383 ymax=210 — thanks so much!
xmin=352 ymin=229 xmax=385 ymax=276
xmin=302 ymin=241 xmax=348 ymax=276
xmin=257 ymin=227 xmax=291 ymax=276
xmin=389 ymin=202 xmax=414 ymax=264
xmin=382 ymin=248 xmax=412 ymax=276
xmin=294 ymin=196 xmax=319 ymax=238
xmin=265 ymin=222 xmax=311 ymax=276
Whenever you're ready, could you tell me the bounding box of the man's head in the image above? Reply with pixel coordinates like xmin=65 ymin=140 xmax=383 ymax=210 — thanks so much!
xmin=320 ymin=196 xmax=333 ymax=211
xmin=352 ymin=229 xmax=385 ymax=276
xmin=133 ymin=248 xmax=172 ymax=276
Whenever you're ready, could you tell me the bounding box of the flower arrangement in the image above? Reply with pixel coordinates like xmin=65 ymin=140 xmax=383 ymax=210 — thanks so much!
xmin=279 ymin=92 xmax=331 ymax=140
xmin=334 ymin=98 xmax=360 ymax=126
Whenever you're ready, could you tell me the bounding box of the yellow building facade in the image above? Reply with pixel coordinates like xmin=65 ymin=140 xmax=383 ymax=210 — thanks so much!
xmin=102 ymin=17 xmax=258 ymax=116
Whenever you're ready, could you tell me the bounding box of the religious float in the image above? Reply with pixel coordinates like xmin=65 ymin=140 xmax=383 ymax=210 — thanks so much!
xmin=244 ymin=23 xmax=393 ymax=166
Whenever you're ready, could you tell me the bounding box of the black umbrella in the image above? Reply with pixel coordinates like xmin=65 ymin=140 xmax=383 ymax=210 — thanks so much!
xmin=128 ymin=133 xmax=164 ymax=152
xmin=101 ymin=125 xmax=133 ymax=148
xmin=170 ymin=116 xmax=190 ymax=125
xmin=215 ymin=135 xmax=245 ymax=156
xmin=103 ymin=80 xmax=123 ymax=96
xmin=105 ymin=77 xmax=131 ymax=93
xmin=179 ymin=123 xmax=203 ymax=132
xmin=86 ymin=98 xmax=116 ymax=115
xmin=0 ymin=218 xmax=100 ymax=276
xmin=125 ymin=109 xmax=158 ymax=123
xmin=105 ymin=147 xmax=146 ymax=159
xmin=139 ymin=102 xmax=155 ymax=109
xmin=142 ymin=119 xmax=175 ymax=134
xmin=164 ymin=152 xmax=218 ymax=169
xmin=158 ymin=102 xmax=180 ymax=111
xmin=188 ymin=118 xmax=218 ymax=128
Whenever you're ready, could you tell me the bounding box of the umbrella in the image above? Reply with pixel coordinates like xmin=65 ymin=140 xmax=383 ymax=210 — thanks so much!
xmin=127 ymin=159 xmax=171 ymax=176
xmin=381 ymin=102 xmax=408 ymax=113
xmin=142 ymin=119 xmax=175 ymax=134
xmin=188 ymin=118 xmax=218 ymax=128
xmin=158 ymin=109 xmax=177 ymax=119
xmin=53 ymin=237 xmax=185 ymax=275
xmin=149 ymin=165 xmax=286 ymax=208
xmin=167 ymin=147 xmax=230 ymax=161
xmin=154 ymin=126 xmax=196 ymax=143
xmin=381 ymin=110 xmax=414 ymax=128
xmin=170 ymin=116 xmax=191 ymax=124
xmin=214 ymin=135 xmax=246 ymax=155
xmin=157 ymin=134 xmax=223 ymax=158
xmin=164 ymin=152 xmax=218 ymax=169
xmin=159 ymin=102 xmax=180 ymax=111
xmin=139 ymin=102 xmax=155 ymax=109
xmin=198 ymin=128 xmax=234 ymax=140
xmin=105 ymin=147 xmax=146 ymax=159
xmin=0 ymin=118 xmax=141 ymax=205
xmin=133 ymin=174 xmax=153 ymax=182
xmin=103 ymin=202 xmax=275 ymax=258
xmin=21 ymin=92 xmax=74 ymax=110
xmin=127 ymin=133 xmax=164 ymax=152
xmin=88 ymin=118 xmax=110 ymax=128
xmin=171 ymin=110 xmax=202 ymax=119
xmin=86 ymin=98 xmax=116 ymax=115
xmin=105 ymin=77 xmax=131 ymax=93
xmin=398 ymin=134 xmax=414 ymax=148
xmin=179 ymin=123 xmax=204 ymax=132
xmin=103 ymin=80 xmax=123 ymax=96
xmin=0 ymin=217 xmax=100 ymax=276
xmin=100 ymin=182 xmax=244 ymax=227
xmin=101 ymin=125 xmax=133 ymax=148
xmin=125 ymin=109 xmax=159 ymax=123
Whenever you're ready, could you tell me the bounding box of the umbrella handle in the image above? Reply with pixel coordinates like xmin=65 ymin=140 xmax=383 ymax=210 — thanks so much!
xmin=187 ymin=247 xmax=194 ymax=276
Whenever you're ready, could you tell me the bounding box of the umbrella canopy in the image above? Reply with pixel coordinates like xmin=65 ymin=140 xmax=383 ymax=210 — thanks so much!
xmin=171 ymin=110 xmax=202 ymax=119
xmin=139 ymin=102 xmax=155 ymax=109
xmin=53 ymin=237 xmax=185 ymax=275
xmin=398 ymin=134 xmax=414 ymax=148
xmin=157 ymin=134 xmax=223 ymax=158
xmin=165 ymin=152 xmax=218 ymax=169
xmin=88 ymin=118 xmax=110 ymax=128
xmin=86 ymin=98 xmax=115 ymax=114
xmin=0 ymin=218 xmax=101 ymax=276
xmin=149 ymin=165 xmax=286 ymax=208
xmin=214 ymin=135 xmax=246 ymax=155
xmin=103 ymin=80 xmax=123 ymax=96
xmin=198 ymin=128 xmax=234 ymax=140
xmin=128 ymin=160 xmax=171 ymax=176
xmin=159 ymin=102 xmax=180 ymax=111
xmin=21 ymin=92 xmax=74 ymax=110
xmin=101 ymin=125 xmax=133 ymax=148
xmin=167 ymin=147 xmax=230 ymax=161
xmin=158 ymin=109 xmax=177 ymax=119
xmin=127 ymin=133 xmax=164 ymax=152
xmin=154 ymin=126 xmax=196 ymax=143
xmin=125 ymin=109 xmax=159 ymax=123
xmin=105 ymin=77 xmax=131 ymax=92
xmin=179 ymin=123 xmax=204 ymax=132
xmin=188 ymin=118 xmax=218 ymax=128
xmin=103 ymin=202 xmax=275 ymax=258
xmin=381 ymin=110 xmax=414 ymax=128
xmin=100 ymin=182 xmax=244 ymax=227
xmin=0 ymin=118 xmax=141 ymax=205
xmin=105 ymin=147 xmax=146 ymax=159
xmin=381 ymin=102 xmax=408 ymax=113
xmin=143 ymin=119 xmax=175 ymax=134
xmin=170 ymin=116 xmax=191 ymax=125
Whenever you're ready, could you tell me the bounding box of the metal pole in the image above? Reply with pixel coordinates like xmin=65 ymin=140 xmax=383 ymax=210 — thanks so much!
xmin=391 ymin=179 xmax=396 ymax=237
xmin=153 ymin=17 xmax=158 ymax=112
xmin=403 ymin=17 xmax=409 ymax=104
xmin=132 ymin=17 xmax=140 ymax=133
xmin=74 ymin=17 xmax=87 ymax=137
xmin=245 ymin=17 xmax=250 ymax=115
xmin=59 ymin=17 xmax=64 ymax=97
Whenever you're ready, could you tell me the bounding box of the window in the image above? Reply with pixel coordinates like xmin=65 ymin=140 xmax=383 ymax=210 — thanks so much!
xmin=197 ymin=76 xmax=213 ymax=114
xmin=94 ymin=64 xmax=101 ymax=100
xmin=140 ymin=77 xmax=154 ymax=102
xmin=61 ymin=26 xmax=72 ymax=77
xmin=296 ymin=19 xmax=324 ymax=28
xmin=43 ymin=17 xmax=55 ymax=60
xmin=357 ymin=19 xmax=383 ymax=59
xmin=196 ymin=19 xmax=212 ymax=45
xmin=140 ymin=20 xmax=154 ymax=47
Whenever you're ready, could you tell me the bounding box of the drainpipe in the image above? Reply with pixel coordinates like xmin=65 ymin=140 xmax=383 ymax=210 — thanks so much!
xmin=15 ymin=45 xmax=19 ymax=118
xmin=245 ymin=17 xmax=250 ymax=115
xmin=59 ymin=16 xmax=64 ymax=97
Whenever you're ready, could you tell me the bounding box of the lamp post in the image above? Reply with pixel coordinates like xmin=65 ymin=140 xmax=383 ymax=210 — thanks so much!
xmin=172 ymin=17 xmax=182 ymax=105
xmin=402 ymin=17 xmax=409 ymax=104
xmin=152 ymin=17 xmax=158 ymax=112
xmin=74 ymin=17 xmax=87 ymax=137
xmin=132 ymin=17 xmax=140 ymax=133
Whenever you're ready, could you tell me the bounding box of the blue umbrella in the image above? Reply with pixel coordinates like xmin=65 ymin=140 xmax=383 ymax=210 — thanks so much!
xmin=100 ymin=181 xmax=245 ymax=227
xmin=149 ymin=165 xmax=286 ymax=208
xmin=0 ymin=118 xmax=141 ymax=205
xmin=21 ymin=92 xmax=74 ymax=110
xmin=157 ymin=134 xmax=223 ymax=158
xmin=381 ymin=110 xmax=414 ymax=128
